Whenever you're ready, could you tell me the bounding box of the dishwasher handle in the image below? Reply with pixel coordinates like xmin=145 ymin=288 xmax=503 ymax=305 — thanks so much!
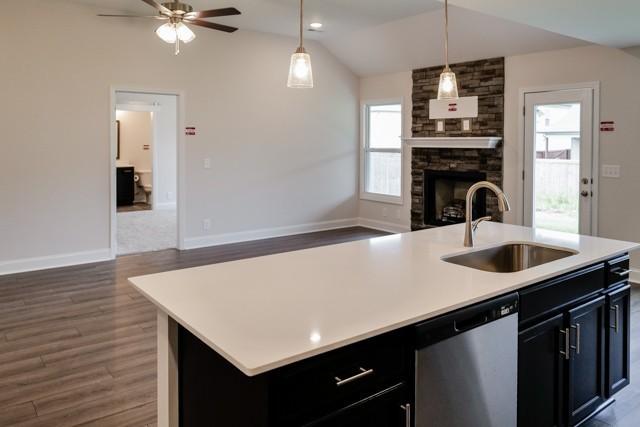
xmin=415 ymin=292 xmax=518 ymax=348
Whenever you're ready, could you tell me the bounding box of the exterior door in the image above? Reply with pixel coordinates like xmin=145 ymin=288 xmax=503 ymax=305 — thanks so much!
xmin=524 ymin=88 xmax=595 ymax=235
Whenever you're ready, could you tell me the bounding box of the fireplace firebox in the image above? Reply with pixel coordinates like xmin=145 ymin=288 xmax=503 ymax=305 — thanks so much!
xmin=423 ymin=170 xmax=487 ymax=227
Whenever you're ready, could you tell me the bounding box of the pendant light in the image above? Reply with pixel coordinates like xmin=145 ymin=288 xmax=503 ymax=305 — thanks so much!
xmin=287 ymin=0 xmax=313 ymax=88
xmin=437 ymin=0 xmax=459 ymax=100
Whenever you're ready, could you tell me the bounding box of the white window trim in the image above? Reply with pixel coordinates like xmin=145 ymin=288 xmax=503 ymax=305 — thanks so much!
xmin=360 ymin=98 xmax=404 ymax=205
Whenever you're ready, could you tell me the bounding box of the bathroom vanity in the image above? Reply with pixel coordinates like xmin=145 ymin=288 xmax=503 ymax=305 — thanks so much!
xmin=129 ymin=223 xmax=638 ymax=427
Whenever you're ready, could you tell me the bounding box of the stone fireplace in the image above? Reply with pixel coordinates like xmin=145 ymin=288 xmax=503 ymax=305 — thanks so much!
xmin=410 ymin=57 xmax=504 ymax=230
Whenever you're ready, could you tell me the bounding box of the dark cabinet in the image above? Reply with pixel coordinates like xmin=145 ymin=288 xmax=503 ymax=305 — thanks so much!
xmin=566 ymin=296 xmax=606 ymax=426
xmin=116 ymin=166 xmax=135 ymax=206
xmin=305 ymin=384 xmax=410 ymax=427
xmin=518 ymin=258 xmax=631 ymax=427
xmin=606 ymin=284 xmax=631 ymax=397
xmin=518 ymin=313 xmax=565 ymax=427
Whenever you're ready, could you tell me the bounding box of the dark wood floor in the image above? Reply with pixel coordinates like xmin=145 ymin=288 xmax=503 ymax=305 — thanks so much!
xmin=0 ymin=227 xmax=387 ymax=426
xmin=117 ymin=203 xmax=152 ymax=213
xmin=1 ymin=226 xmax=638 ymax=426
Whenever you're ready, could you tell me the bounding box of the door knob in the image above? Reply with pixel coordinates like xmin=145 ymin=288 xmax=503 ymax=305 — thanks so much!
xmin=581 ymin=190 xmax=589 ymax=197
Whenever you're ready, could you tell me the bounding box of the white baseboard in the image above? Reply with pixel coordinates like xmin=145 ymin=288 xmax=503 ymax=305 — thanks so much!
xmin=629 ymin=268 xmax=640 ymax=285
xmin=357 ymin=218 xmax=411 ymax=234
xmin=155 ymin=202 xmax=177 ymax=210
xmin=0 ymin=249 xmax=112 ymax=276
xmin=183 ymin=218 xmax=361 ymax=250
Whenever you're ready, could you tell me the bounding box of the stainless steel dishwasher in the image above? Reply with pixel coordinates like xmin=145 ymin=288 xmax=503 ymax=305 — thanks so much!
xmin=414 ymin=292 xmax=519 ymax=427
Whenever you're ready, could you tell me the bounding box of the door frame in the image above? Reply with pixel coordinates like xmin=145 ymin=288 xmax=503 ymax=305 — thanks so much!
xmin=517 ymin=82 xmax=600 ymax=236
xmin=109 ymin=86 xmax=187 ymax=258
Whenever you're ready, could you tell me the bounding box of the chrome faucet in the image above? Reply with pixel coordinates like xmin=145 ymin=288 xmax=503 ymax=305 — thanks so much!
xmin=464 ymin=181 xmax=511 ymax=247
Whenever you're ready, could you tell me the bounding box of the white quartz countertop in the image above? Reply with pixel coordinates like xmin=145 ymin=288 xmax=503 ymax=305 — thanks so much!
xmin=129 ymin=223 xmax=638 ymax=376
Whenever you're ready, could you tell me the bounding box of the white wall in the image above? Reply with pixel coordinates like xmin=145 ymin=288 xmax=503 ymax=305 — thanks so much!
xmin=504 ymin=44 xmax=640 ymax=267
xmin=116 ymin=110 xmax=153 ymax=171
xmin=0 ymin=0 xmax=359 ymax=272
xmin=117 ymin=92 xmax=178 ymax=208
xmin=358 ymin=72 xmax=413 ymax=232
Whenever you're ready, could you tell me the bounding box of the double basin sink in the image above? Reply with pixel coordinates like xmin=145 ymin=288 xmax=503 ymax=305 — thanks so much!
xmin=443 ymin=243 xmax=578 ymax=273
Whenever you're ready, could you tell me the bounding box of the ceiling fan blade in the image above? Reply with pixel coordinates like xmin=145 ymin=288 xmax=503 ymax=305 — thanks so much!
xmin=184 ymin=7 xmax=241 ymax=19
xmin=188 ymin=20 xmax=238 ymax=33
xmin=140 ymin=0 xmax=173 ymax=16
xmin=98 ymin=14 xmax=168 ymax=19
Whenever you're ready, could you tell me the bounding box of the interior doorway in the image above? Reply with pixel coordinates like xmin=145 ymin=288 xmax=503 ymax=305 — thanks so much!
xmin=523 ymin=86 xmax=598 ymax=235
xmin=111 ymin=90 xmax=180 ymax=255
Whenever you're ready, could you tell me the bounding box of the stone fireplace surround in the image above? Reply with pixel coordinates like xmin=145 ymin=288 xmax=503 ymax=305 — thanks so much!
xmin=410 ymin=57 xmax=505 ymax=231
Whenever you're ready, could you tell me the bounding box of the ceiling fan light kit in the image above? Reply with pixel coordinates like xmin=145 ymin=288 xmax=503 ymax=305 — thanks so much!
xmin=98 ymin=0 xmax=240 ymax=55
xmin=287 ymin=0 xmax=313 ymax=88
xmin=437 ymin=0 xmax=459 ymax=100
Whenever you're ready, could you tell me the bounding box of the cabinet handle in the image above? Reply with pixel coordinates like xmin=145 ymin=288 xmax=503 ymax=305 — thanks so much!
xmin=612 ymin=268 xmax=630 ymax=277
xmin=559 ymin=328 xmax=570 ymax=360
xmin=611 ymin=305 xmax=620 ymax=333
xmin=570 ymin=323 xmax=581 ymax=355
xmin=334 ymin=367 xmax=374 ymax=386
xmin=400 ymin=404 xmax=411 ymax=427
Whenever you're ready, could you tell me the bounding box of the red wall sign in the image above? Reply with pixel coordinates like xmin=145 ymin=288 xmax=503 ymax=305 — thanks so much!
xmin=600 ymin=121 xmax=615 ymax=132
xmin=185 ymin=126 xmax=196 ymax=136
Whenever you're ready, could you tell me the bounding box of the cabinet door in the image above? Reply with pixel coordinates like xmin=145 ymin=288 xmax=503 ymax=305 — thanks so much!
xmin=567 ymin=296 xmax=605 ymax=426
xmin=606 ymin=285 xmax=631 ymax=397
xmin=518 ymin=313 xmax=566 ymax=427
xmin=305 ymin=385 xmax=410 ymax=427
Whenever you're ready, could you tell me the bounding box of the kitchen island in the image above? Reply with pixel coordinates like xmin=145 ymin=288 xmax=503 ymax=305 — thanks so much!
xmin=129 ymin=223 xmax=638 ymax=427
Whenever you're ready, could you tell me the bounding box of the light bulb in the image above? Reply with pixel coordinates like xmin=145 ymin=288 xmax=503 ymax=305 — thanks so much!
xmin=437 ymin=69 xmax=459 ymax=100
xmin=175 ymin=22 xmax=196 ymax=43
xmin=287 ymin=51 xmax=313 ymax=88
xmin=156 ymin=23 xmax=177 ymax=44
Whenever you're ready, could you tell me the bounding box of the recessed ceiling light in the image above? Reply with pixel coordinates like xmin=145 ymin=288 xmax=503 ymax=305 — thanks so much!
xmin=310 ymin=22 xmax=323 ymax=30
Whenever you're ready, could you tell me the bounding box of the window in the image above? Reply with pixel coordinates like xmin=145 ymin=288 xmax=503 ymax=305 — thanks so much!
xmin=361 ymin=102 xmax=403 ymax=203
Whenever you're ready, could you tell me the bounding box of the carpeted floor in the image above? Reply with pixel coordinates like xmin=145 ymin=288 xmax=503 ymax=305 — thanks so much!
xmin=117 ymin=208 xmax=177 ymax=255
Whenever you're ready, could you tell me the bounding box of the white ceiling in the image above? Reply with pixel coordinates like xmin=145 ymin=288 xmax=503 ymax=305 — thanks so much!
xmin=446 ymin=0 xmax=640 ymax=48
xmin=76 ymin=0 xmax=589 ymax=76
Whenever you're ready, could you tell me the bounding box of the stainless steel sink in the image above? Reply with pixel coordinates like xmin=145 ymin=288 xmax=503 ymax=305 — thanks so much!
xmin=442 ymin=243 xmax=577 ymax=273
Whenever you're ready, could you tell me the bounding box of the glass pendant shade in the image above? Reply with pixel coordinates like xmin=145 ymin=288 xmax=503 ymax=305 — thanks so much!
xmin=437 ymin=68 xmax=459 ymax=100
xmin=156 ymin=22 xmax=196 ymax=44
xmin=287 ymin=49 xmax=314 ymax=88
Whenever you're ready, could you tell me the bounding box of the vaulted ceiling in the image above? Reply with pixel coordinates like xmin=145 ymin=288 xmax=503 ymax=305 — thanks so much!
xmin=76 ymin=0 xmax=631 ymax=76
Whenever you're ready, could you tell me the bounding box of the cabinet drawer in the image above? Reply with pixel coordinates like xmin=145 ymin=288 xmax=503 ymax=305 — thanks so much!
xmin=607 ymin=255 xmax=630 ymax=287
xmin=272 ymin=332 xmax=408 ymax=425
xmin=519 ymin=263 xmax=605 ymax=325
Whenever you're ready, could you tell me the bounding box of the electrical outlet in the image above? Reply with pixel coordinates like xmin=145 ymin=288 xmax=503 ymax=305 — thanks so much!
xmin=203 ymin=219 xmax=211 ymax=231
xmin=602 ymin=164 xmax=621 ymax=178
xmin=462 ymin=119 xmax=472 ymax=132
xmin=436 ymin=120 xmax=445 ymax=133
xmin=382 ymin=207 xmax=388 ymax=218
xmin=203 ymin=158 xmax=211 ymax=169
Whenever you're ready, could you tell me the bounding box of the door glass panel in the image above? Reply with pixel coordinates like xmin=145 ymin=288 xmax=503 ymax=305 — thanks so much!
xmin=534 ymin=103 xmax=581 ymax=233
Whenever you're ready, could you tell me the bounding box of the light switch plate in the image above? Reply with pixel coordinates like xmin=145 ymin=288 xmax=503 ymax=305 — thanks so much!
xmin=436 ymin=120 xmax=445 ymax=133
xmin=602 ymin=164 xmax=621 ymax=178
xmin=204 ymin=158 xmax=211 ymax=169
xmin=462 ymin=119 xmax=472 ymax=132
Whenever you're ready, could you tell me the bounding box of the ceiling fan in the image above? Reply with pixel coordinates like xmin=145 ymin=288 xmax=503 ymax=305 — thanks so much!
xmin=98 ymin=1 xmax=241 ymax=55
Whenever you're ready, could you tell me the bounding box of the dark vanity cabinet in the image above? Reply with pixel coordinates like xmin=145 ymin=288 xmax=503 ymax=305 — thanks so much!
xmin=518 ymin=255 xmax=631 ymax=427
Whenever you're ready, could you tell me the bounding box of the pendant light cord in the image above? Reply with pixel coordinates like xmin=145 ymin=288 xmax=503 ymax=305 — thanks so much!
xmin=444 ymin=0 xmax=449 ymax=70
xmin=299 ymin=0 xmax=304 ymax=49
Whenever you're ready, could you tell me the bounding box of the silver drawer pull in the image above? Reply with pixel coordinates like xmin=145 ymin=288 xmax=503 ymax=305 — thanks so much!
xmin=612 ymin=268 xmax=630 ymax=277
xmin=571 ymin=323 xmax=581 ymax=355
xmin=560 ymin=328 xmax=570 ymax=360
xmin=611 ymin=305 xmax=620 ymax=333
xmin=334 ymin=367 xmax=374 ymax=386
xmin=401 ymin=403 xmax=411 ymax=427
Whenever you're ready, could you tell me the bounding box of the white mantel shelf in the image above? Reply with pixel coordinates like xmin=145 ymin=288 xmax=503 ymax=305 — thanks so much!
xmin=403 ymin=137 xmax=501 ymax=149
